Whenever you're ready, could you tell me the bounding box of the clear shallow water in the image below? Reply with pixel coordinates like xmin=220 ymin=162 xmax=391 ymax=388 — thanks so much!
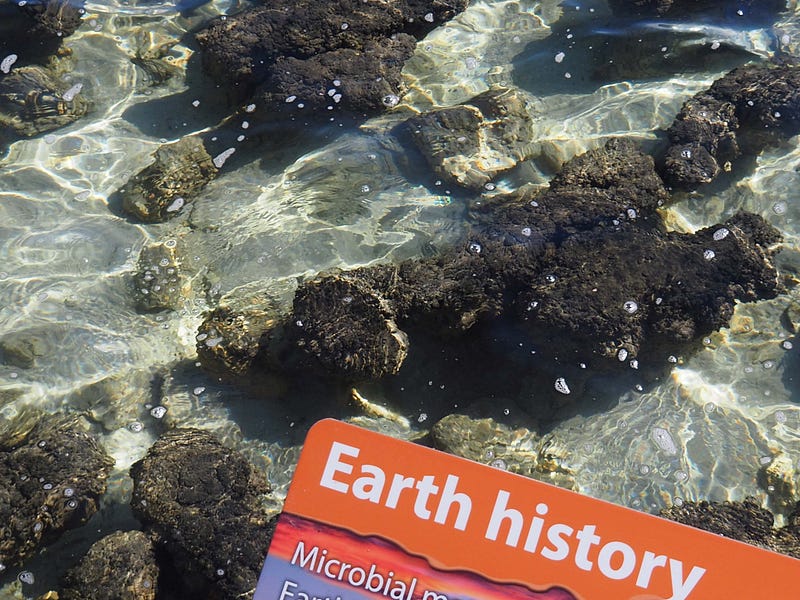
xmin=2 ymin=0 xmax=800 ymax=592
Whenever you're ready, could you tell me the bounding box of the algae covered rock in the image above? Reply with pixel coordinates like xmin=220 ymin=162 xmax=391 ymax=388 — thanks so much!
xmin=19 ymin=0 xmax=84 ymax=40
xmin=662 ymin=497 xmax=800 ymax=559
xmin=130 ymin=428 xmax=274 ymax=600
xmin=293 ymin=271 xmax=410 ymax=380
xmin=403 ymin=87 xmax=535 ymax=191
xmin=0 ymin=419 xmax=114 ymax=568
xmin=121 ymin=136 xmax=218 ymax=223
xmin=195 ymin=0 xmax=468 ymax=91
xmin=59 ymin=530 xmax=158 ymax=600
xmin=664 ymin=62 xmax=800 ymax=187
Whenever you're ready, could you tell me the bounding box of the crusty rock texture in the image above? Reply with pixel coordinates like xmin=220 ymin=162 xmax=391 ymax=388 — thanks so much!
xmin=59 ymin=530 xmax=159 ymax=600
xmin=130 ymin=428 xmax=275 ymax=600
xmin=664 ymin=62 xmax=800 ymax=187
xmin=0 ymin=420 xmax=114 ymax=568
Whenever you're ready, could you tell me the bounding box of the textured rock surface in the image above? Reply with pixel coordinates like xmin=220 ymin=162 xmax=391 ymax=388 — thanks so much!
xmin=59 ymin=530 xmax=159 ymax=600
xmin=0 ymin=420 xmax=114 ymax=567
xmin=664 ymin=63 xmax=800 ymax=187
xmin=197 ymin=305 xmax=282 ymax=375
xmin=0 ymin=64 xmax=89 ymax=140
xmin=257 ymin=35 xmax=417 ymax=116
xmin=196 ymin=0 xmax=468 ymax=90
xmin=403 ymin=87 xmax=535 ymax=191
xmin=132 ymin=241 xmax=185 ymax=312
xmin=130 ymin=428 xmax=274 ymax=600
xmin=261 ymin=139 xmax=781 ymax=384
xmin=121 ymin=136 xmax=218 ymax=223
xmin=662 ymin=497 xmax=800 ymax=559
xmin=430 ymin=414 xmax=576 ymax=489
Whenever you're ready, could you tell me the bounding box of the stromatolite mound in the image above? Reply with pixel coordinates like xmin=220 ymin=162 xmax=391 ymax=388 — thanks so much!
xmin=130 ymin=428 xmax=274 ymax=600
xmin=257 ymin=35 xmax=417 ymax=116
xmin=132 ymin=240 xmax=186 ymax=312
xmin=195 ymin=0 xmax=468 ymax=91
xmin=121 ymin=136 xmax=218 ymax=223
xmin=662 ymin=497 xmax=800 ymax=559
xmin=59 ymin=530 xmax=159 ymax=600
xmin=0 ymin=419 xmax=114 ymax=568
xmin=430 ymin=414 xmax=576 ymax=489
xmin=664 ymin=62 xmax=800 ymax=187
xmin=0 ymin=0 xmax=84 ymax=62
xmin=0 ymin=64 xmax=89 ymax=142
xmin=197 ymin=305 xmax=282 ymax=375
xmin=202 ymin=139 xmax=782 ymax=399
xmin=402 ymin=87 xmax=535 ymax=191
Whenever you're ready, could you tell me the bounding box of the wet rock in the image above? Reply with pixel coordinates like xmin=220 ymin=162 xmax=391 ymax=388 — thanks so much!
xmin=242 ymin=139 xmax=781 ymax=390
xmin=430 ymin=414 xmax=576 ymax=489
xmin=0 ymin=334 xmax=47 ymax=368
xmin=293 ymin=271 xmax=410 ymax=380
xmin=20 ymin=0 xmax=85 ymax=40
xmin=402 ymin=87 xmax=535 ymax=191
xmin=0 ymin=419 xmax=114 ymax=568
xmin=664 ymin=62 xmax=800 ymax=187
xmin=0 ymin=403 xmax=42 ymax=449
xmin=197 ymin=305 xmax=282 ymax=375
xmin=132 ymin=241 xmax=185 ymax=312
xmin=121 ymin=137 xmax=218 ymax=223
xmin=0 ymin=0 xmax=84 ymax=63
xmin=59 ymin=530 xmax=158 ymax=600
xmin=196 ymin=1 xmax=401 ymax=89
xmin=758 ymin=453 xmax=798 ymax=514
xmin=0 ymin=64 xmax=89 ymax=140
xmin=258 ymin=35 xmax=416 ymax=116
xmin=195 ymin=0 xmax=467 ymax=91
xmin=130 ymin=428 xmax=274 ymax=600
xmin=662 ymin=497 xmax=800 ymax=559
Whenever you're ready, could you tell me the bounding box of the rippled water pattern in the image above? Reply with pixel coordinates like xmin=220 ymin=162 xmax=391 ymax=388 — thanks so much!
xmin=2 ymin=0 xmax=800 ymax=590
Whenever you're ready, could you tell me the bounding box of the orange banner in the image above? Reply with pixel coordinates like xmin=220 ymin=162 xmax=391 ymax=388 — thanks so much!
xmin=262 ymin=419 xmax=799 ymax=600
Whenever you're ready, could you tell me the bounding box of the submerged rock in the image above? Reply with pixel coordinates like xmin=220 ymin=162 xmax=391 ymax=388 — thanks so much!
xmin=402 ymin=87 xmax=535 ymax=191
xmin=0 ymin=419 xmax=114 ymax=568
xmin=257 ymin=34 xmax=417 ymax=116
xmin=19 ymin=0 xmax=84 ymax=40
xmin=245 ymin=140 xmax=780 ymax=387
xmin=59 ymin=530 xmax=158 ymax=600
xmin=0 ymin=0 xmax=84 ymax=63
xmin=132 ymin=240 xmax=185 ymax=312
xmin=0 ymin=333 xmax=47 ymax=369
xmin=664 ymin=62 xmax=800 ymax=187
xmin=195 ymin=0 xmax=468 ymax=92
xmin=121 ymin=136 xmax=218 ymax=223
xmin=0 ymin=64 xmax=89 ymax=141
xmin=662 ymin=497 xmax=800 ymax=559
xmin=197 ymin=305 xmax=282 ymax=375
xmin=130 ymin=428 xmax=275 ymax=599
xmin=431 ymin=414 xmax=576 ymax=489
